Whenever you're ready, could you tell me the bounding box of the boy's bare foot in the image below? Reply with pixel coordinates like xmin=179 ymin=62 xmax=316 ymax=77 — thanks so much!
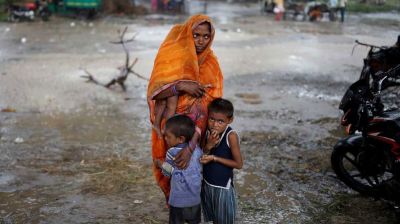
xmin=152 ymin=125 xmax=163 ymax=139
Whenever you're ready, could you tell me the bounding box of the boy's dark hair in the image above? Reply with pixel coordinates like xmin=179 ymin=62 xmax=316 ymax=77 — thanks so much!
xmin=208 ymin=98 xmax=234 ymax=118
xmin=165 ymin=115 xmax=195 ymax=143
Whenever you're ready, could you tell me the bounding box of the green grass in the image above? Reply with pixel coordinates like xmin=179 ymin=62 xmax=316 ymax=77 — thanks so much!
xmin=347 ymin=0 xmax=400 ymax=12
xmin=0 ymin=0 xmax=9 ymax=21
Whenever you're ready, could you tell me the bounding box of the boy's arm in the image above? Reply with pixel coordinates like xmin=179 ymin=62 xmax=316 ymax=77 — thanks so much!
xmin=210 ymin=131 xmax=243 ymax=169
xmin=160 ymin=150 xmax=177 ymax=177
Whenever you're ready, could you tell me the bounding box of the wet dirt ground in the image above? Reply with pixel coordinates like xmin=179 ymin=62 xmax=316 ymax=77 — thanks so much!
xmin=1 ymin=2 xmax=400 ymax=223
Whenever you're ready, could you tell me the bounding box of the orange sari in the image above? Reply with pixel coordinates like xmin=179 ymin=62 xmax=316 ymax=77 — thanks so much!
xmin=147 ymin=14 xmax=223 ymax=200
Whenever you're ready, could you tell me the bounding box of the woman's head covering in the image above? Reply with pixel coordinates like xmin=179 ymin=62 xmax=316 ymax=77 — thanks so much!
xmin=147 ymin=14 xmax=218 ymax=96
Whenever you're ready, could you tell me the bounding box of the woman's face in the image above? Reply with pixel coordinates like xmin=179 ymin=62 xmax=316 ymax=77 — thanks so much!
xmin=192 ymin=23 xmax=211 ymax=54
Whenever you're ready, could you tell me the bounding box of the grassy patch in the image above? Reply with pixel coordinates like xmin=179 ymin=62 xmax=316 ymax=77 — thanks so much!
xmin=0 ymin=14 xmax=8 ymax=22
xmin=347 ymin=0 xmax=400 ymax=12
xmin=0 ymin=0 xmax=8 ymax=21
xmin=80 ymin=156 xmax=150 ymax=195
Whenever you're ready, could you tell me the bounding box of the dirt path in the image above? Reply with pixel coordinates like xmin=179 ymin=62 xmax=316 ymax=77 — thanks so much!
xmin=1 ymin=3 xmax=400 ymax=223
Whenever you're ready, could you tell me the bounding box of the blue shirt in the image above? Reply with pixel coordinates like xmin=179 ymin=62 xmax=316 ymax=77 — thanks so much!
xmin=161 ymin=143 xmax=203 ymax=208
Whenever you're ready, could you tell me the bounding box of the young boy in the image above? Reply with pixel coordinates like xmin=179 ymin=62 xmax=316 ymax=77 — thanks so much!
xmin=154 ymin=114 xmax=203 ymax=224
xmin=200 ymin=98 xmax=243 ymax=224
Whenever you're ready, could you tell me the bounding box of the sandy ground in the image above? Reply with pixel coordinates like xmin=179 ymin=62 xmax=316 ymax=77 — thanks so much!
xmin=0 ymin=2 xmax=400 ymax=223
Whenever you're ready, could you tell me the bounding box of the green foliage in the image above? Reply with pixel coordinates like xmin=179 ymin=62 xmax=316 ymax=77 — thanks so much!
xmin=347 ymin=0 xmax=400 ymax=12
xmin=0 ymin=0 xmax=8 ymax=21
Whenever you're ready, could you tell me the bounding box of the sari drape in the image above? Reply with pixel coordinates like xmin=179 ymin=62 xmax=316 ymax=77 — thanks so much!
xmin=147 ymin=14 xmax=223 ymax=199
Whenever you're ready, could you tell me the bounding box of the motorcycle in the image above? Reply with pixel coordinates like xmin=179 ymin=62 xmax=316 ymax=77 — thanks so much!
xmin=7 ymin=4 xmax=35 ymax=22
xmin=331 ymin=36 xmax=400 ymax=203
xmin=7 ymin=0 xmax=51 ymax=22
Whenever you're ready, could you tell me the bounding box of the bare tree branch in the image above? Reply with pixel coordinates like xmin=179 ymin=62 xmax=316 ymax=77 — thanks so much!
xmin=81 ymin=26 xmax=147 ymax=91
xmin=129 ymin=58 xmax=138 ymax=70
xmin=81 ymin=69 xmax=100 ymax=85
xmin=130 ymin=70 xmax=149 ymax=81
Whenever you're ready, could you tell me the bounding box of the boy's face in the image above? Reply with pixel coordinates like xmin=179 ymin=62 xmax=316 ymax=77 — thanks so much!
xmin=207 ymin=111 xmax=233 ymax=135
xmin=164 ymin=128 xmax=185 ymax=148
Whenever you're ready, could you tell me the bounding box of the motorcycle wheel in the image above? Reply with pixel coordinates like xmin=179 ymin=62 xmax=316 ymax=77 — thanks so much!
xmin=331 ymin=143 xmax=394 ymax=197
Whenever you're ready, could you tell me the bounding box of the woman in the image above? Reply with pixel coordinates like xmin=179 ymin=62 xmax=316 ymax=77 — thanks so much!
xmin=147 ymin=14 xmax=223 ymax=201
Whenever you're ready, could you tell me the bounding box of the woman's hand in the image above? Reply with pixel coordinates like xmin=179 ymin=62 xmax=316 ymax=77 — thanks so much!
xmin=177 ymin=81 xmax=205 ymax=98
xmin=174 ymin=146 xmax=192 ymax=169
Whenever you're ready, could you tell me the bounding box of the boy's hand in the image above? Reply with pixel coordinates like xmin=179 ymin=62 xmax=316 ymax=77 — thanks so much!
xmin=205 ymin=130 xmax=219 ymax=151
xmin=200 ymin=155 xmax=214 ymax=164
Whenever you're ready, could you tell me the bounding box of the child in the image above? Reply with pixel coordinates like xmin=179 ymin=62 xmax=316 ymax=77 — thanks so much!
xmin=200 ymin=98 xmax=243 ymax=224
xmin=153 ymin=94 xmax=178 ymax=138
xmin=154 ymin=114 xmax=203 ymax=224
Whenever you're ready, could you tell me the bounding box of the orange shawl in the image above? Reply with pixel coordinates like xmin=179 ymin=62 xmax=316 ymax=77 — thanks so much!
xmin=147 ymin=14 xmax=223 ymax=199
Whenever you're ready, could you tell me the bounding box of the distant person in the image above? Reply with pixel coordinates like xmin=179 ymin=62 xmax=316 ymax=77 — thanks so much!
xmin=200 ymin=98 xmax=243 ymax=224
xmin=338 ymin=0 xmax=347 ymax=22
xmin=154 ymin=115 xmax=203 ymax=224
xmin=151 ymin=0 xmax=158 ymax=11
xmin=329 ymin=0 xmax=338 ymax=20
xmin=273 ymin=0 xmax=285 ymax=21
xmin=308 ymin=5 xmax=323 ymax=21
xmin=259 ymin=0 xmax=266 ymax=13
